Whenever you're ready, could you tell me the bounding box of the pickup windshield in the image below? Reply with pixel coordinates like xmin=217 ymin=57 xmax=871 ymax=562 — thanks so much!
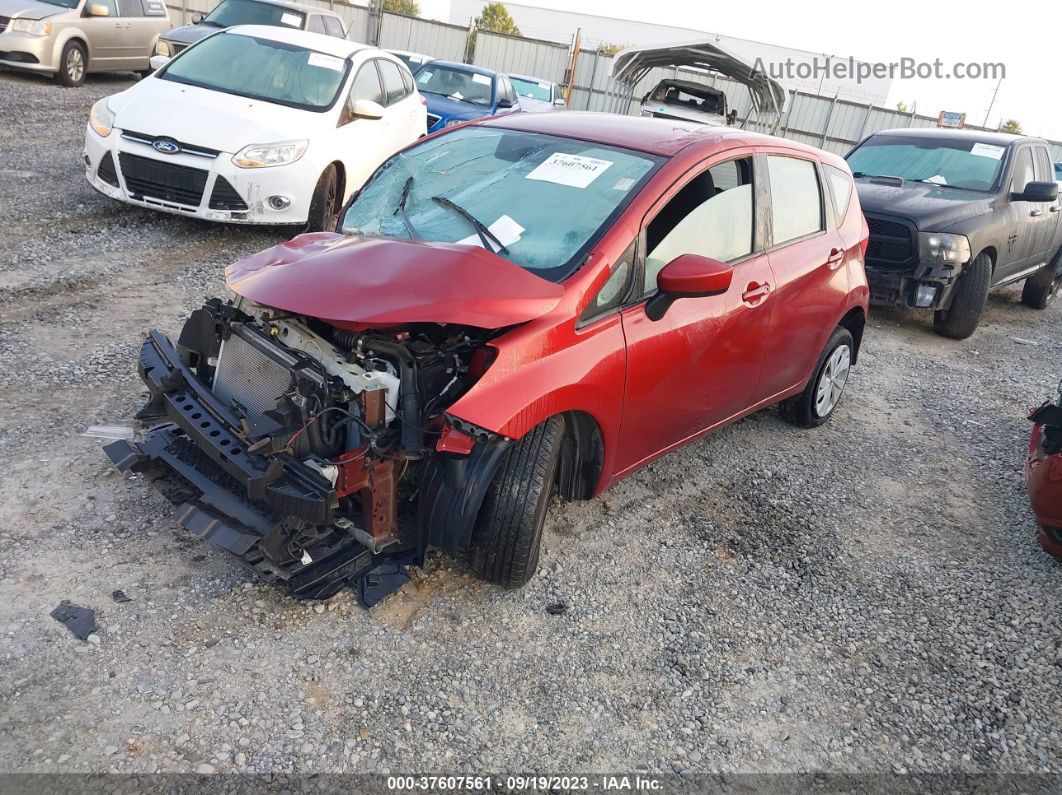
xmin=160 ymin=33 xmax=349 ymax=112
xmin=200 ymin=0 xmax=305 ymax=29
xmin=847 ymin=135 xmax=1006 ymax=192
xmin=340 ymin=127 xmax=662 ymax=282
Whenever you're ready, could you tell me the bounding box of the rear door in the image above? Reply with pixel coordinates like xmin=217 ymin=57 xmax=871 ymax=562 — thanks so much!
xmin=377 ymin=57 xmax=421 ymax=145
xmin=616 ymin=152 xmax=774 ymax=473
xmin=336 ymin=59 xmax=391 ymax=198
xmin=1031 ymin=145 xmax=1061 ymax=265
xmin=115 ymin=0 xmax=157 ymax=67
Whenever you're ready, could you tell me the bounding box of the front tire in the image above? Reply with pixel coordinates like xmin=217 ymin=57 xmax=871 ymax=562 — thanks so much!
xmin=933 ymin=252 xmax=991 ymax=339
xmin=467 ymin=416 xmax=564 ymax=588
xmin=779 ymin=327 xmax=854 ymax=428
xmin=56 ymin=41 xmax=87 ymax=87
xmin=1021 ymin=263 xmax=1061 ymax=310
xmin=305 ymin=164 xmax=338 ymax=232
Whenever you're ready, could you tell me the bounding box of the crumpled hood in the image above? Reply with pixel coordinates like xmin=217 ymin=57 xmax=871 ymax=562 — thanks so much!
xmin=159 ymin=23 xmax=217 ymax=47
xmin=855 ymin=179 xmax=992 ymax=232
xmin=0 ymin=0 xmax=66 ymax=19
xmin=111 ymin=78 xmax=323 ymax=153
xmin=226 ymin=233 xmax=564 ymax=329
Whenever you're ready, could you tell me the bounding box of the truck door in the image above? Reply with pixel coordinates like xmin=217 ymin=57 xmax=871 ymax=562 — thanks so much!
xmin=998 ymin=146 xmax=1040 ymax=279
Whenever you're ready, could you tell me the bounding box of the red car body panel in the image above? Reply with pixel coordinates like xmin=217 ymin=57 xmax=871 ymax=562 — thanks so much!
xmin=1026 ymin=422 xmax=1062 ymax=558
xmin=225 ymin=233 xmax=564 ymax=329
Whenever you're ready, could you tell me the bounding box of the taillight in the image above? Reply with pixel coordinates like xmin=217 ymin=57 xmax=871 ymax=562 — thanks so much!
xmin=420 ymin=95 xmax=427 ymax=106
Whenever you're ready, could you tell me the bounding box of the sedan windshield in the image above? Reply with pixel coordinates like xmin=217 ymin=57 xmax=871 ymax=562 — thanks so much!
xmin=200 ymin=0 xmax=304 ymax=28
xmin=415 ymin=66 xmax=493 ymax=106
xmin=847 ymin=135 xmax=1006 ymax=192
xmin=340 ymin=127 xmax=662 ymax=281
xmin=510 ymin=77 xmax=552 ymax=102
xmin=160 ymin=33 xmax=349 ymax=112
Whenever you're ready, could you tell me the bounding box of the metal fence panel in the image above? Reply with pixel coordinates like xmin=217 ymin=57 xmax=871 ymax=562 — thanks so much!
xmin=473 ymin=30 xmax=569 ymax=84
xmin=377 ymin=12 xmax=468 ymax=61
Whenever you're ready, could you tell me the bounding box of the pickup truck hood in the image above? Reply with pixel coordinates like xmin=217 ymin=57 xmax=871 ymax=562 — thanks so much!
xmin=855 ymin=179 xmax=992 ymax=232
xmin=159 ymin=23 xmax=217 ymax=47
xmin=111 ymin=79 xmax=321 ymax=154
xmin=0 ymin=0 xmax=65 ymax=19
xmin=225 ymin=233 xmax=564 ymax=329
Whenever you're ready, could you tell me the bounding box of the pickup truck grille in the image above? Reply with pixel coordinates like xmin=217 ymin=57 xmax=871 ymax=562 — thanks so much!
xmin=865 ymin=214 xmax=916 ymax=269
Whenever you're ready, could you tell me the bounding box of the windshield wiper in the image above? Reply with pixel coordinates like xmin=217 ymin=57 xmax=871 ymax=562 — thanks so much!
xmin=431 ymin=195 xmax=509 ymax=254
xmin=393 ymin=176 xmax=419 ymax=239
xmin=198 ymin=19 xmax=223 ymax=26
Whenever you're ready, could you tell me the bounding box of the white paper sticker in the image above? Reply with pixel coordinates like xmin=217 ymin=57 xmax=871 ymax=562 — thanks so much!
xmin=970 ymin=143 xmax=1005 ymax=160
xmin=538 ymin=81 xmax=550 ymax=90
xmin=471 ymin=73 xmax=491 ymax=85
xmin=924 ymin=174 xmax=948 ymax=185
xmin=612 ymin=176 xmax=636 ymax=191
xmin=457 ymin=215 xmax=525 ymax=252
xmin=526 ymin=153 xmax=614 ymax=189
xmin=281 ymin=12 xmax=301 ymax=26
xmin=307 ymin=52 xmax=345 ymax=72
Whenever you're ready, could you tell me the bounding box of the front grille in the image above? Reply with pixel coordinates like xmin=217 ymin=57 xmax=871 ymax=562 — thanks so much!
xmin=209 ymin=176 xmax=248 ymax=211
xmin=865 ymin=214 xmax=915 ymax=268
xmin=426 ymin=113 xmax=441 ymax=129
xmin=117 ymin=151 xmax=207 ymax=207
xmin=121 ymin=129 xmax=220 ymax=159
xmin=97 ymin=152 xmax=119 ymax=187
xmin=212 ymin=329 xmax=294 ymax=419
xmin=172 ymin=43 xmax=187 ymax=55
xmin=0 ymin=16 xmax=10 ymax=33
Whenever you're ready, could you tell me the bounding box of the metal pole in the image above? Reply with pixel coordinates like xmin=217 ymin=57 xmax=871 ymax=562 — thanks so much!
xmin=819 ymin=92 xmax=839 ymax=148
xmin=585 ymin=50 xmax=599 ymax=111
xmin=781 ymin=89 xmax=797 ymax=138
xmin=982 ymin=76 xmax=1002 ymax=128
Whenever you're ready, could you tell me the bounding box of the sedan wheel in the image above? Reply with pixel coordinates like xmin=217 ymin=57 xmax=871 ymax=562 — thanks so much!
xmin=814 ymin=344 xmax=851 ymax=418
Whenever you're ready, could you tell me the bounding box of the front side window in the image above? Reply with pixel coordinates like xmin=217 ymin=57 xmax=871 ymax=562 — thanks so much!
xmin=768 ymin=155 xmax=823 ymax=245
xmin=847 ymin=134 xmax=1006 ymax=192
xmin=88 ymin=0 xmax=118 ymax=15
xmin=117 ymin=0 xmax=145 ymax=16
xmin=510 ymin=77 xmax=552 ymax=102
xmin=643 ymin=157 xmax=754 ymax=293
xmin=200 ymin=0 xmax=304 ymax=28
xmin=378 ymin=59 xmax=407 ymax=105
xmin=349 ymin=61 xmax=384 ymax=106
xmin=322 ymin=16 xmax=345 ymax=38
xmin=415 ymin=65 xmax=493 ymax=106
xmin=305 ymin=15 xmax=325 ymax=34
xmin=340 ymin=127 xmax=662 ymax=281
xmin=161 ymin=33 xmax=349 ymax=111
xmin=1009 ymin=148 xmax=1035 ymax=194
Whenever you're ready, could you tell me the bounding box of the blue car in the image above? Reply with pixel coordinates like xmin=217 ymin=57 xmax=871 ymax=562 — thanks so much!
xmin=413 ymin=61 xmax=521 ymax=133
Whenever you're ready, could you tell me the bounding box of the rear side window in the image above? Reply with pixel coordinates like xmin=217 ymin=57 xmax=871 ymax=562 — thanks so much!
xmin=824 ymin=164 xmax=853 ymax=225
xmin=306 ymin=15 xmax=326 ymax=34
xmin=379 ymin=59 xmax=408 ymax=105
xmin=142 ymin=0 xmax=166 ymax=15
xmin=322 ymin=15 xmax=345 ymax=37
xmin=117 ymin=0 xmax=145 ymax=16
xmin=768 ymin=155 xmax=823 ymax=245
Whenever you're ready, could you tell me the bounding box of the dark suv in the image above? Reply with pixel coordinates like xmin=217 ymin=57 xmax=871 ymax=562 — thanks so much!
xmin=847 ymin=129 xmax=1062 ymax=339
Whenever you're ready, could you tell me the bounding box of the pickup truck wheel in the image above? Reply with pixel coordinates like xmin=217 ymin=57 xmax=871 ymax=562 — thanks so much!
xmin=467 ymin=416 xmax=564 ymax=588
xmin=305 ymin=165 xmax=338 ymax=232
xmin=779 ymin=327 xmax=854 ymax=428
xmin=56 ymin=41 xmax=87 ymax=87
xmin=1020 ymin=264 xmax=1061 ymax=310
xmin=933 ymin=252 xmax=991 ymax=340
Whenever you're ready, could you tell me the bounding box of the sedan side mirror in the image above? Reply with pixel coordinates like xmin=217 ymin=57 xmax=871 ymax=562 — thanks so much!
xmin=1013 ymin=181 xmax=1059 ymax=203
xmin=553 ymin=97 xmax=566 ymax=107
xmin=148 ymin=54 xmax=170 ymax=71
xmin=351 ymin=99 xmax=385 ymax=120
xmin=86 ymin=3 xmax=111 ymax=16
xmin=646 ymin=253 xmax=733 ymax=321
xmin=191 ymin=13 xmax=203 ymax=23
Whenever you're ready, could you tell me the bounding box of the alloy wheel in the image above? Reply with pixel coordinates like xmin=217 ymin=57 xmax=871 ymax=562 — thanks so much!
xmin=67 ymin=49 xmax=84 ymax=83
xmin=814 ymin=344 xmax=851 ymax=418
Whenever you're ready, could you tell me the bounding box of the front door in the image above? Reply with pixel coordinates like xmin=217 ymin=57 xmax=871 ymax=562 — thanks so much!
xmin=616 ymin=153 xmax=774 ymax=474
xmin=81 ymin=0 xmax=126 ymax=70
xmin=337 ymin=59 xmax=391 ymax=200
xmin=998 ymin=145 xmax=1041 ymax=279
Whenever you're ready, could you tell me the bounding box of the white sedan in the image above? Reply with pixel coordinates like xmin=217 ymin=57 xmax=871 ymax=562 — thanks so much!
xmin=84 ymin=25 xmax=426 ymax=229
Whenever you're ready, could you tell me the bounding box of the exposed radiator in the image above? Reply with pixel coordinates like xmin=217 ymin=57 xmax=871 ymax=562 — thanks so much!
xmin=212 ymin=328 xmax=294 ymax=418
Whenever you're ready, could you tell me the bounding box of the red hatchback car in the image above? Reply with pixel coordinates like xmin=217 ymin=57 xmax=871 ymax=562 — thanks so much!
xmin=1027 ymin=387 xmax=1062 ymax=558
xmin=106 ymin=113 xmax=869 ymax=605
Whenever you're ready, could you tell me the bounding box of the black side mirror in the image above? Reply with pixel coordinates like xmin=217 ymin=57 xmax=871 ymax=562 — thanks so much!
xmin=1013 ymin=181 xmax=1059 ymax=203
xmin=496 ymin=97 xmax=513 ymax=109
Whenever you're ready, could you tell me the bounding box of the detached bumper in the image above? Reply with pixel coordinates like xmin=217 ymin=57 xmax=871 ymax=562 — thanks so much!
xmin=104 ymin=331 xmax=416 ymax=604
xmin=866 ymin=260 xmax=961 ymax=310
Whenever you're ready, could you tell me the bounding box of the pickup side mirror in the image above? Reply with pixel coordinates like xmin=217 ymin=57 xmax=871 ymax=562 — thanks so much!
xmin=646 ymin=253 xmax=733 ymax=321
xmin=351 ymin=98 xmax=384 ymax=120
xmin=86 ymin=3 xmax=111 ymax=16
xmin=1013 ymin=181 xmax=1059 ymax=203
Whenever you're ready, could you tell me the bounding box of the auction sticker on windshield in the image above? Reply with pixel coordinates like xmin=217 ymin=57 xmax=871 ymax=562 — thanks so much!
xmin=472 ymin=74 xmax=491 ymax=85
xmin=280 ymin=12 xmax=301 ymax=26
xmin=970 ymin=143 xmax=1005 ymax=160
xmin=527 ymin=153 xmax=613 ymax=189
xmin=307 ymin=52 xmax=345 ymax=72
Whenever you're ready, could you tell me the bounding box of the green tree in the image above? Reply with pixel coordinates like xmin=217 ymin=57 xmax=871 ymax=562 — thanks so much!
xmin=895 ymin=100 xmax=909 ymax=113
xmin=479 ymin=2 xmax=521 ymax=36
xmin=382 ymin=0 xmax=420 ymax=16
xmin=596 ymin=42 xmax=631 ymax=57
xmin=1000 ymin=118 xmax=1022 ymax=134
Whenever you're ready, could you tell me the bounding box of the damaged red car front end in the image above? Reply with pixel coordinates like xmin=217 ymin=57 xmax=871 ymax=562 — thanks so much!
xmin=1027 ymin=389 xmax=1062 ymax=559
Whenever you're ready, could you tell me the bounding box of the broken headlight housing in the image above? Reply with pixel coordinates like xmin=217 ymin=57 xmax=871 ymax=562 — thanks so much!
xmin=919 ymin=232 xmax=971 ymax=266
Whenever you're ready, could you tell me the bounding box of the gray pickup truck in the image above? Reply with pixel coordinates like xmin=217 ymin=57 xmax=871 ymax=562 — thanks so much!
xmin=847 ymin=129 xmax=1062 ymax=339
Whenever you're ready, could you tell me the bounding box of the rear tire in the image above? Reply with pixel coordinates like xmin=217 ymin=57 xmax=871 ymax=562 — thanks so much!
xmin=779 ymin=327 xmax=854 ymax=428
xmin=305 ymin=164 xmax=338 ymax=232
xmin=1021 ymin=263 xmax=1061 ymax=310
xmin=56 ymin=41 xmax=87 ymax=87
xmin=933 ymin=252 xmax=992 ymax=340
xmin=467 ymin=416 xmax=564 ymax=588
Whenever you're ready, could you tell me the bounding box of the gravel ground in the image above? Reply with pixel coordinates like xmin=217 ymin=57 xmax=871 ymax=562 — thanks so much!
xmin=0 ymin=69 xmax=1060 ymax=779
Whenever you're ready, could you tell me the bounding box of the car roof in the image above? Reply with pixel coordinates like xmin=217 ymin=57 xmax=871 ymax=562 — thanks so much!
xmin=242 ymin=0 xmax=342 ymax=15
xmin=508 ymin=73 xmax=556 ymax=85
xmin=870 ymin=127 xmax=1040 ymax=146
xmin=425 ymin=60 xmax=499 ymax=78
xmin=479 ymin=111 xmax=826 ymax=160
xmin=387 ymin=49 xmax=431 ymax=58
xmin=227 ymin=25 xmax=368 ymax=57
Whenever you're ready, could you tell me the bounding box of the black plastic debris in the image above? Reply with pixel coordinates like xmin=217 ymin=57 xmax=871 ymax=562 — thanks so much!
xmin=111 ymin=589 xmax=132 ymax=603
xmin=50 ymin=601 xmax=97 ymax=641
xmin=546 ymin=601 xmax=569 ymax=616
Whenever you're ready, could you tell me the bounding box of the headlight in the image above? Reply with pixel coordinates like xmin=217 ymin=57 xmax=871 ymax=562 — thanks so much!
xmin=89 ymin=98 xmax=115 ymax=138
xmin=918 ymin=232 xmax=971 ymax=265
xmin=10 ymin=18 xmax=52 ymax=36
xmin=154 ymin=39 xmax=173 ymax=57
xmin=444 ymin=118 xmax=465 ymax=128
xmin=232 ymin=140 xmax=308 ymax=169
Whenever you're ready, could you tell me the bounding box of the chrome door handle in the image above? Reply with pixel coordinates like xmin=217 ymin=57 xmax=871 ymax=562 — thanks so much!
xmin=742 ymin=283 xmax=771 ymax=303
xmin=1030 ymin=209 xmax=1043 ymax=217
xmin=826 ymin=247 xmax=845 ymax=268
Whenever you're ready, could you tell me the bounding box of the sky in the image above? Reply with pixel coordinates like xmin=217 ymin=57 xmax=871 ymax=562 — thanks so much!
xmin=429 ymin=0 xmax=1062 ymax=140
